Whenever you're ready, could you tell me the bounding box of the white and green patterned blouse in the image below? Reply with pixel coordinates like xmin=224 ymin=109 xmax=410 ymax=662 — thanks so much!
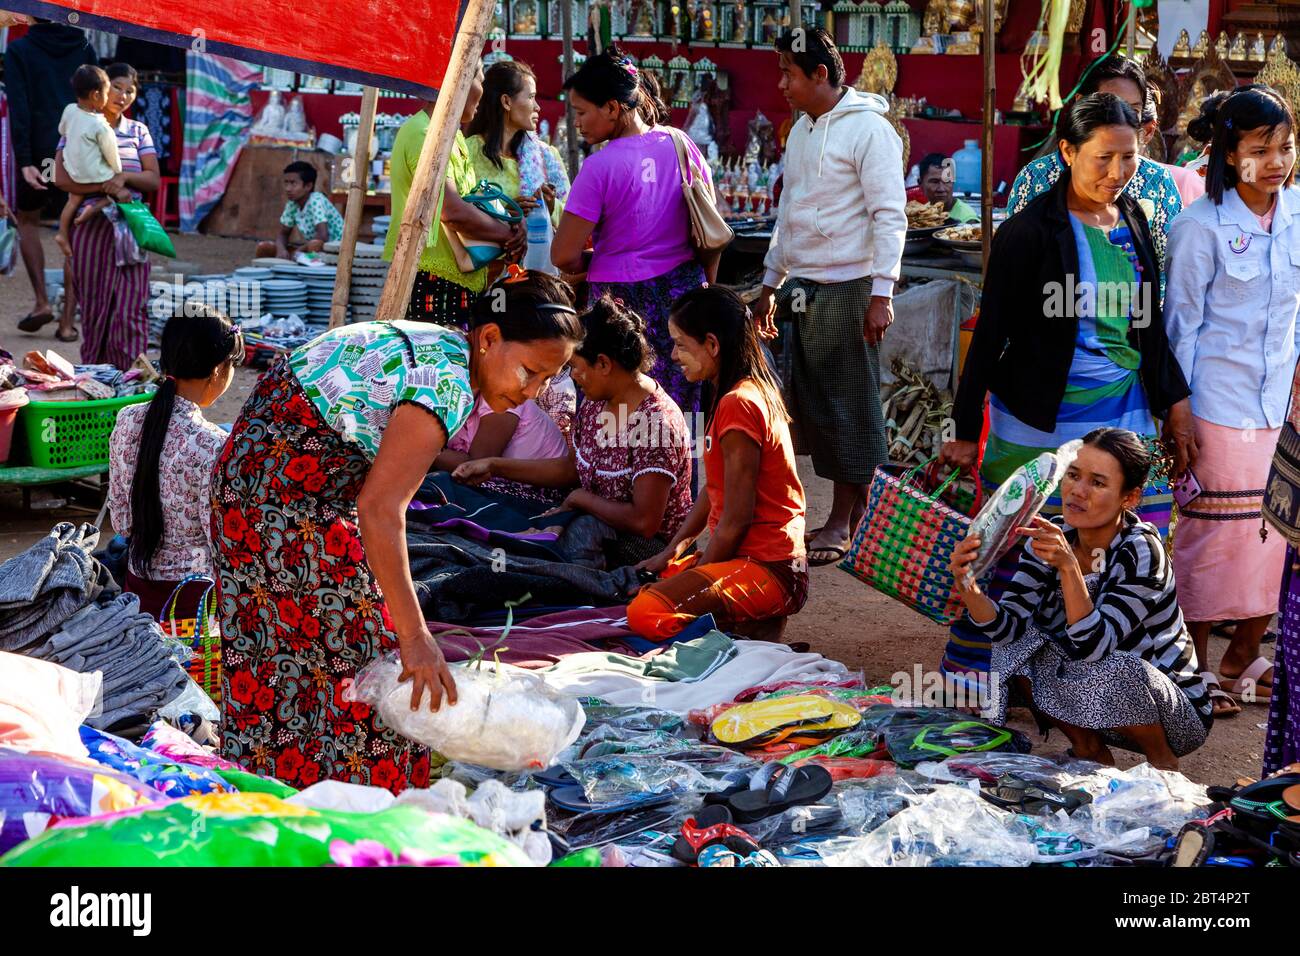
xmin=280 ymin=191 xmax=345 ymax=243
xmin=289 ymin=321 xmax=474 ymax=460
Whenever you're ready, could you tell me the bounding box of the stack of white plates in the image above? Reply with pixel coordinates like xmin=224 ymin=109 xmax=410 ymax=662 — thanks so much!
xmin=322 ymin=241 xmax=390 ymax=323
xmin=371 ymin=215 xmax=391 ymax=243
xmin=233 ymin=266 xmax=273 ymax=283
xmin=299 ymin=266 xmax=339 ymax=323
xmin=261 ymin=278 xmax=309 ymax=317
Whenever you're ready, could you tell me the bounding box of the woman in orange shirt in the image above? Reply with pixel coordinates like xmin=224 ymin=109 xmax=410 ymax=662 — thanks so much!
xmin=628 ymin=286 xmax=809 ymax=641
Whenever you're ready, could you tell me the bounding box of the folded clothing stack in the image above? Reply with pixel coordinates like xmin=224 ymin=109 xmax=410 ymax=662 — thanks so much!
xmin=0 ymin=523 xmax=195 ymax=730
xmin=25 ymin=593 xmax=192 ymax=729
xmin=0 ymin=523 xmax=110 ymax=653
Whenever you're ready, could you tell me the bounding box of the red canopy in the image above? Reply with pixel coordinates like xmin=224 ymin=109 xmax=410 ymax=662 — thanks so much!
xmin=4 ymin=0 xmax=463 ymax=98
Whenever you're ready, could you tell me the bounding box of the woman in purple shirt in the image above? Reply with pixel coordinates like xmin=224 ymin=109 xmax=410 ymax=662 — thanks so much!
xmin=54 ymin=62 xmax=158 ymax=369
xmin=552 ymin=44 xmax=713 ymax=420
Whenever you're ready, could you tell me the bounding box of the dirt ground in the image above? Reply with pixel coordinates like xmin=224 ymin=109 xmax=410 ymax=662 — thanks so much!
xmin=0 ymin=225 xmax=1273 ymax=787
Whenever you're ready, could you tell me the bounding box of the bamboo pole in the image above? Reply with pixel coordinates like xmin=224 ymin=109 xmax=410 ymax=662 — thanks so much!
xmin=981 ymin=0 xmax=994 ymax=271
xmin=330 ymin=86 xmax=378 ymax=329
xmin=376 ymin=0 xmax=496 ymax=320
xmin=562 ymin=0 xmax=580 ymax=176
xmin=1126 ymin=3 xmax=1136 ymax=56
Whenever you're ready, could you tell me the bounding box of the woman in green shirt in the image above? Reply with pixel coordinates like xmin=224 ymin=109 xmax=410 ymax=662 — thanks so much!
xmin=384 ymin=60 xmax=526 ymax=328
xmin=465 ymin=60 xmax=570 ymax=230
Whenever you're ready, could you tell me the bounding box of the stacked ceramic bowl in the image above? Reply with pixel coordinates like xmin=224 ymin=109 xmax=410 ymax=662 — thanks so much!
xmin=371 ymin=215 xmax=391 ymax=245
xmin=260 ymin=263 xmax=309 ymax=318
xmin=323 ymin=241 xmax=389 ymax=323
xmin=298 ymin=265 xmax=340 ymax=325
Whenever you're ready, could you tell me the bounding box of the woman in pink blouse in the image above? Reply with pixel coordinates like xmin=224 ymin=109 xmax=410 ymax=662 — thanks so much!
xmin=108 ymin=305 xmax=242 ymax=617
xmin=454 ymin=295 xmax=693 ymax=565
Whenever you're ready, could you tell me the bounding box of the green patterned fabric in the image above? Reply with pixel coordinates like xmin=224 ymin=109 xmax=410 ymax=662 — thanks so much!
xmin=288 ymin=321 xmax=474 ymax=460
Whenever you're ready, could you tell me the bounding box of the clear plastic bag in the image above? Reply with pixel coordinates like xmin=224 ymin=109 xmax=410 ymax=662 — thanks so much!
xmin=917 ymin=752 xmax=1092 ymax=788
xmin=347 ymin=656 xmax=585 ymax=772
xmin=578 ymin=705 xmax=690 ymax=738
xmin=563 ymin=754 xmax=732 ymax=803
xmin=818 ymin=783 xmax=1042 ymax=867
xmin=157 ymin=675 xmax=220 ymax=723
xmin=964 ymin=439 xmax=1082 ymax=581
xmin=1064 ymin=763 xmax=1211 ymax=844
xmin=548 ymin=796 xmax=701 ymax=851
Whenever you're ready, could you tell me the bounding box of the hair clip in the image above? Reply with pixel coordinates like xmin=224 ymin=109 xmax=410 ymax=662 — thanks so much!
xmin=612 ymin=296 xmax=625 ymax=307
xmin=618 ymin=55 xmax=639 ymax=77
xmin=1224 ymin=117 xmax=1233 ymax=129
xmin=501 ymin=263 xmax=529 ymax=284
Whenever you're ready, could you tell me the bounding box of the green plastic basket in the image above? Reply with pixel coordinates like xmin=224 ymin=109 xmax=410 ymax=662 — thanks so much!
xmin=17 ymin=392 xmax=153 ymax=469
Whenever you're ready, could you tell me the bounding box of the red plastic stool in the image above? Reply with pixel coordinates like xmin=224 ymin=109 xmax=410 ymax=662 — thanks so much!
xmin=152 ymin=175 xmax=180 ymax=228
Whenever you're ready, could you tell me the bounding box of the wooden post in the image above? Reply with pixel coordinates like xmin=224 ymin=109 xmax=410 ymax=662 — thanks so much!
xmin=981 ymin=0 xmax=994 ymax=270
xmin=1126 ymin=3 xmax=1136 ymax=56
xmin=562 ymin=0 xmax=580 ymax=176
xmin=376 ymin=0 xmax=497 ymax=320
xmin=330 ymin=86 xmax=379 ymax=329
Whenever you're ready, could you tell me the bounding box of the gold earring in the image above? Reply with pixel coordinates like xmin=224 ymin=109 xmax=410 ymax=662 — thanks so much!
xmin=479 ymin=347 xmax=487 ymax=354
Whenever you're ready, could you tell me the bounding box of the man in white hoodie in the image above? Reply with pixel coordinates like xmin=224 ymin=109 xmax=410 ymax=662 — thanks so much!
xmin=753 ymin=29 xmax=907 ymax=565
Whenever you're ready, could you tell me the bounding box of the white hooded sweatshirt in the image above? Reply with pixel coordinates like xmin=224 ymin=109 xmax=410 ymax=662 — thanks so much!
xmin=763 ymin=88 xmax=907 ymax=296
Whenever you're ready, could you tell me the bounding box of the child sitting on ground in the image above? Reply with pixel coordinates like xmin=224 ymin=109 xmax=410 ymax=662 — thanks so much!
xmin=56 ymin=64 xmax=130 ymax=257
xmin=254 ymin=161 xmax=344 ymax=260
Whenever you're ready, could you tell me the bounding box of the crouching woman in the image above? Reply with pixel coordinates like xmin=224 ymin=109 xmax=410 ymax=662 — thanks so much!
xmin=950 ymin=427 xmax=1212 ymax=770
xmin=627 ymin=286 xmax=809 ymax=642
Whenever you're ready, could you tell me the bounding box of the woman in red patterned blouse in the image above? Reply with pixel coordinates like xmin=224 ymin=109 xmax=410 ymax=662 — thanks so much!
xmin=454 ymin=295 xmax=694 ymax=564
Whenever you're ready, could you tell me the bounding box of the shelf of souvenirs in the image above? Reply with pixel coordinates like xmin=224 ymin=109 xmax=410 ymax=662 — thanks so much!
xmin=485 ymin=0 xmax=911 ymax=51
xmin=1165 ymin=28 xmax=1279 ymax=75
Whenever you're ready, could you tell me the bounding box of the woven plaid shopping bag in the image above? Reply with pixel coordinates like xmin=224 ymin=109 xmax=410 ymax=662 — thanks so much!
xmin=838 ymin=460 xmax=983 ymax=625
xmin=159 ymin=575 xmax=221 ymax=704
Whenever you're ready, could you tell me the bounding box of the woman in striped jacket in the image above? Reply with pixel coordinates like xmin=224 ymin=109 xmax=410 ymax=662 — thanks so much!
xmin=950 ymin=427 xmax=1212 ymax=770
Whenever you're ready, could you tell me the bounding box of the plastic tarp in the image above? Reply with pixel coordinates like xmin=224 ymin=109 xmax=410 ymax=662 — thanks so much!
xmin=4 ymin=0 xmax=463 ymax=98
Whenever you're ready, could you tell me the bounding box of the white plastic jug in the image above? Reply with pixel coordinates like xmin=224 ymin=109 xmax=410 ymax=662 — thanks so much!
xmin=954 ymin=139 xmax=982 ymax=194
xmin=524 ymin=202 xmax=557 ymax=274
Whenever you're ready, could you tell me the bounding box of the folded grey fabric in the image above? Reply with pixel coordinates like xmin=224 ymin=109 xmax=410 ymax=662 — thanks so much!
xmin=22 ymin=580 xmax=194 ymax=727
xmin=0 ymin=523 xmax=107 ymax=651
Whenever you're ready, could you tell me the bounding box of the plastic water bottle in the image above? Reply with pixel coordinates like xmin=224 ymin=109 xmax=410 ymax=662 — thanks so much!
xmin=524 ymin=202 xmax=557 ymax=274
xmin=953 ymin=139 xmax=982 ymax=194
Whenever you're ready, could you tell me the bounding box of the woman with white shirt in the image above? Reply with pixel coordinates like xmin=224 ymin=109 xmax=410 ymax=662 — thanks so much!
xmin=108 ymin=306 xmax=242 ymax=617
xmin=1165 ymin=85 xmax=1300 ymax=718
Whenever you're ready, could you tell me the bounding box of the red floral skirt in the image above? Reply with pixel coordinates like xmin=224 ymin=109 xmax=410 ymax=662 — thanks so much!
xmin=210 ymin=358 xmax=430 ymax=794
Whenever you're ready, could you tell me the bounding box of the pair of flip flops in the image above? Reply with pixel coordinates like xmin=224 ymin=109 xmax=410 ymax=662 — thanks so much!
xmin=980 ymin=774 xmax=1093 ymax=816
xmin=703 ymin=761 xmax=835 ymax=824
xmin=711 ymin=695 xmax=862 ymax=750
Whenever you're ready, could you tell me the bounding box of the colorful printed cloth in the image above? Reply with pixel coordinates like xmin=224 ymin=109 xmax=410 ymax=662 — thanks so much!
xmin=279 ymin=190 xmax=344 ymax=243
xmin=211 ymin=358 xmax=433 ymax=793
xmin=573 ymin=383 xmax=694 ymax=539
xmin=1006 ymin=153 xmax=1183 ymax=263
xmin=78 ymin=725 xmax=235 ymax=799
xmin=288 ymin=321 xmax=474 ymax=460
xmin=180 ymin=53 xmax=261 ymax=233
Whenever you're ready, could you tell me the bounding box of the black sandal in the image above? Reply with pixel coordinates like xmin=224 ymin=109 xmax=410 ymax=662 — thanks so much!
xmin=17 ymin=311 xmax=55 ymax=333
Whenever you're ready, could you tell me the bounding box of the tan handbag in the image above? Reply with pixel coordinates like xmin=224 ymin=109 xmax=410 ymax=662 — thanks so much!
xmin=666 ymin=127 xmax=734 ymax=256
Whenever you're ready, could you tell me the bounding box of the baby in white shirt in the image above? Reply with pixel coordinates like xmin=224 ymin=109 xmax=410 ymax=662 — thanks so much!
xmin=56 ymin=64 xmax=130 ymax=257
